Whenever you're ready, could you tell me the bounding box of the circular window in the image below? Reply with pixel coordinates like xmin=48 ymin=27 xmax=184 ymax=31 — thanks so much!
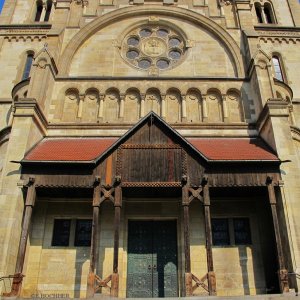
xmin=138 ymin=59 xmax=152 ymax=69
xmin=126 ymin=50 xmax=139 ymax=59
xmin=121 ymin=25 xmax=187 ymax=73
xmin=127 ymin=36 xmax=140 ymax=46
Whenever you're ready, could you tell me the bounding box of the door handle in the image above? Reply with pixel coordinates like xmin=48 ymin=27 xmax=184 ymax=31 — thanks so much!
xmin=148 ymin=265 xmax=152 ymax=270
xmin=153 ymin=265 xmax=157 ymax=270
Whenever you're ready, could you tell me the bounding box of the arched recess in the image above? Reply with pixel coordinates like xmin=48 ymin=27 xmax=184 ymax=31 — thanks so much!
xmin=103 ymin=88 xmax=120 ymax=123
xmin=186 ymin=88 xmax=202 ymax=123
xmin=166 ymin=88 xmax=181 ymax=123
xmin=206 ymin=89 xmax=223 ymax=123
xmin=226 ymin=89 xmax=244 ymax=122
xmin=124 ymin=88 xmax=141 ymax=123
xmin=145 ymin=88 xmax=161 ymax=116
xmin=83 ymin=88 xmax=99 ymax=122
xmin=62 ymin=88 xmax=80 ymax=122
xmin=58 ymin=6 xmax=244 ymax=77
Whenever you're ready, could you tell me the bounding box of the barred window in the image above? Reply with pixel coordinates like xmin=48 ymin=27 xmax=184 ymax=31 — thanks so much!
xmin=74 ymin=219 xmax=92 ymax=247
xmin=51 ymin=219 xmax=71 ymax=246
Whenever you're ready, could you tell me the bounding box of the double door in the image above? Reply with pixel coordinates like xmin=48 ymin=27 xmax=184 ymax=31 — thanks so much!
xmin=127 ymin=220 xmax=178 ymax=298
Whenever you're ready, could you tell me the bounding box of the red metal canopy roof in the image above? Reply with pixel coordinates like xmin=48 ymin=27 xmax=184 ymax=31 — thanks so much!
xmin=23 ymin=137 xmax=278 ymax=162
xmin=187 ymin=138 xmax=278 ymax=161
xmin=24 ymin=138 xmax=118 ymax=162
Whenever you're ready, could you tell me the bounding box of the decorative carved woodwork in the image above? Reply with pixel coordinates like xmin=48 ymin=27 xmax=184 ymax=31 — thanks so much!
xmin=121 ymin=181 xmax=181 ymax=187
xmin=94 ymin=274 xmax=112 ymax=293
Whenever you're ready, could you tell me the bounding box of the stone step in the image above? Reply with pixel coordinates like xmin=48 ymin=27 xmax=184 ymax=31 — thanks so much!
xmin=1 ymin=292 xmax=298 ymax=300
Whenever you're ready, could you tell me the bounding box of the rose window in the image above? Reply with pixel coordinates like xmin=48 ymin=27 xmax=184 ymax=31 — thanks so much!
xmin=121 ymin=25 xmax=186 ymax=73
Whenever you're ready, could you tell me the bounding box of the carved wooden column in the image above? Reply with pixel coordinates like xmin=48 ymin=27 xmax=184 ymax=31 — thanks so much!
xmin=202 ymin=177 xmax=216 ymax=296
xmin=4 ymin=178 xmax=36 ymax=297
xmin=87 ymin=177 xmax=101 ymax=298
xmin=182 ymin=183 xmax=192 ymax=296
xmin=111 ymin=184 xmax=122 ymax=297
xmin=266 ymin=177 xmax=289 ymax=293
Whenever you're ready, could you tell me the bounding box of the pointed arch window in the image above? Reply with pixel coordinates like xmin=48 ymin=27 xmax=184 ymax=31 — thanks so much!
xmin=22 ymin=53 xmax=34 ymax=80
xmin=272 ymin=56 xmax=284 ymax=82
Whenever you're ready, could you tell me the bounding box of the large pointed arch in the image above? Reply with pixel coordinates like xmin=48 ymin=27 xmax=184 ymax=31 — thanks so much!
xmin=58 ymin=6 xmax=244 ymax=77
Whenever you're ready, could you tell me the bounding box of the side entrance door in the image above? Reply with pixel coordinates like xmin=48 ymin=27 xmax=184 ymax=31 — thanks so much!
xmin=127 ymin=220 xmax=178 ymax=298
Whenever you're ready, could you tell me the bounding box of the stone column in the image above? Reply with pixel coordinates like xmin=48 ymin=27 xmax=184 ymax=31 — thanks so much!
xmin=182 ymin=95 xmax=187 ymax=122
xmin=161 ymin=94 xmax=166 ymax=119
xmin=98 ymin=94 xmax=104 ymax=120
xmin=119 ymin=94 xmax=125 ymax=119
xmin=77 ymin=93 xmax=85 ymax=119
xmin=222 ymin=94 xmax=228 ymax=122
xmin=140 ymin=93 xmax=145 ymax=117
xmin=202 ymin=95 xmax=208 ymax=122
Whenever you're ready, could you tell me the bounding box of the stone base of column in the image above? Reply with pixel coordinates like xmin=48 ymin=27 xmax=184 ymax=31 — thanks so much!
xmin=185 ymin=272 xmax=193 ymax=296
xmin=2 ymin=273 xmax=24 ymax=297
xmin=279 ymin=269 xmax=289 ymax=293
xmin=208 ymin=271 xmax=217 ymax=296
xmin=86 ymin=272 xmax=95 ymax=298
xmin=110 ymin=273 xmax=119 ymax=297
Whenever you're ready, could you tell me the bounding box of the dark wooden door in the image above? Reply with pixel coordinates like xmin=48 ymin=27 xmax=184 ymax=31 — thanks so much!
xmin=127 ymin=220 xmax=178 ymax=298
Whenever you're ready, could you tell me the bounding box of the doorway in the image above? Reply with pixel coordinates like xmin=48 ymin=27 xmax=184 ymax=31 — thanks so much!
xmin=127 ymin=220 xmax=178 ymax=298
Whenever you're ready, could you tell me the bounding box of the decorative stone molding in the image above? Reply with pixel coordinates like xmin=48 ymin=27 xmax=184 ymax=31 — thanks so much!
xmin=58 ymin=6 xmax=244 ymax=77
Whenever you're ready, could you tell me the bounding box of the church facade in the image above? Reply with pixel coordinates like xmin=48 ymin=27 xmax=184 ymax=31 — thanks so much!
xmin=0 ymin=0 xmax=300 ymax=298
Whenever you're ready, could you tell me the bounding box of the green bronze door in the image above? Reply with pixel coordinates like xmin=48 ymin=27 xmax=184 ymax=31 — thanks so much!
xmin=127 ymin=220 xmax=178 ymax=298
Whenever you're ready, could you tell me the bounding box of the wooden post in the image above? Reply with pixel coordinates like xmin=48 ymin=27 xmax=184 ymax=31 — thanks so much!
xmin=266 ymin=177 xmax=289 ymax=293
xmin=87 ymin=178 xmax=101 ymax=298
xmin=182 ymin=183 xmax=192 ymax=296
xmin=111 ymin=185 xmax=122 ymax=297
xmin=202 ymin=178 xmax=216 ymax=296
xmin=4 ymin=178 xmax=36 ymax=297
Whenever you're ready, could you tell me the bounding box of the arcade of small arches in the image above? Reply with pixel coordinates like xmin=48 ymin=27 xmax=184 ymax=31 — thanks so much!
xmin=58 ymin=87 xmax=245 ymax=124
